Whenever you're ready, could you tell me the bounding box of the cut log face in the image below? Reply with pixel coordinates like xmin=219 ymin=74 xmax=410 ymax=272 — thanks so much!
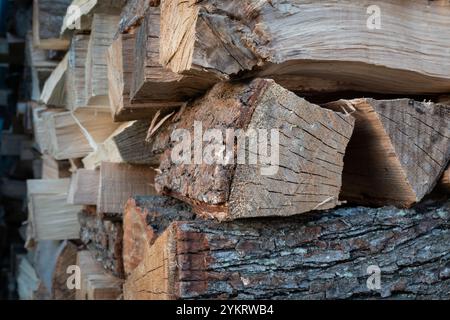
xmin=40 ymin=54 xmax=67 ymax=107
xmin=154 ymin=78 xmax=355 ymax=220
xmin=160 ymin=0 xmax=450 ymax=96
xmin=79 ymin=210 xmax=124 ymax=278
xmin=130 ymin=6 xmax=212 ymax=105
xmin=325 ymin=99 xmax=450 ymax=207
xmin=107 ymin=31 xmax=179 ymax=121
xmin=33 ymin=0 xmax=71 ymax=50
xmin=67 ymin=169 xmax=100 ymax=205
xmin=97 ymin=162 xmax=157 ymax=215
xmin=82 ymin=120 xmax=162 ymax=169
xmin=85 ymin=14 xmax=120 ymax=106
xmin=67 ymin=35 xmax=90 ymax=111
xmin=123 ymin=195 xmax=194 ymax=276
xmin=76 ymin=251 xmax=123 ymax=300
xmin=124 ymin=201 xmax=450 ymax=300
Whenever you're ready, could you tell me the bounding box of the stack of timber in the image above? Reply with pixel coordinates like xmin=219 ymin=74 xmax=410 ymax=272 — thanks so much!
xmin=17 ymin=0 xmax=450 ymax=301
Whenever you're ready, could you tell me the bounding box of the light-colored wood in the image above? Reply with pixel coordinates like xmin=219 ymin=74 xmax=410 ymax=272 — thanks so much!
xmin=67 ymin=34 xmax=90 ymax=111
xmin=123 ymin=226 xmax=174 ymax=300
xmin=97 ymin=162 xmax=157 ymax=214
xmin=85 ymin=14 xmax=120 ymax=106
xmin=76 ymin=251 xmax=123 ymax=300
xmin=160 ymin=0 xmax=450 ymax=96
xmin=107 ymin=31 xmax=179 ymax=121
xmin=45 ymin=107 xmax=120 ymax=160
xmin=33 ymin=0 xmax=71 ymax=50
xmin=40 ymin=54 xmax=68 ymax=107
xmin=82 ymin=120 xmax=160 ymax=169
xmin=27 ymin=179 xmax=82 ymax=241
xmin=52 ymin=241 xmax=78 ymax=300
xmin=325 ymin=98 xmax=450 ymax=207
xmin=67 ymin=169 xmax=99 ymax=205
xmin=42 ymin=155 xmax=72 ymax=180
xmin=33 ymin=107 xmax=65 ymax=154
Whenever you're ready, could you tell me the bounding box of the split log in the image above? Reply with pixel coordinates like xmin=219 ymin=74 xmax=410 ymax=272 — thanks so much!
xmin=45 ymin=107 xmax=120 ymax=160
xmin=52 ymin=241 xmax=78 ymax=300
xmin=41 ymin=155 xmax=72 ymax=180
xmin=27 ymin=179 xmax=82 ymax=241
xmin=123 ymin=195 xmax=194 ymax=275
xmin=116 ymin=0 xmax=159 ymax=35
xmin=85 ymin=14 xmax=120 ymax=106
xmin=107 ymin=30 xmax=179 ymax=121
xmin=33 ymin=107 xmax=64 ymax=154
xmin=67 ymin=34 xmax=90 ymax=111
xmin=79 ymin=210 xmax=124 ymax=278
xmin=324 ymin=99 xmax=450 ymax=207
xmin=82 ymin=120 xmax=160 ymax=169
xmin=160 ymin=0 xmax=450 ymax=97
xmin=97 ymin=162 xmax=157 ymax=216
xmin=152 ymin=79 xmax=354 ymax=220
xmin=76 ymin=251 xmax=123 ymax=300
xmin=130 ymin=7 xmax=207 ymax=105
xmin=40 ymin=54 xmax=67 ymax=107
xmin=124 ymin=200 xmax=450 ymax=300
xmin=67 ymin=169 xmax=99 ymax=205
xmin=33 ymin=0 xmax=71 ymax=50
xmin=61 ymin=0 xmax=126 ymax=38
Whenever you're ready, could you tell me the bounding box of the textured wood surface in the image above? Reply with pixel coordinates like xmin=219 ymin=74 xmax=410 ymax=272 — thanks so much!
xmin=97 ymin=162 xmax=157 ymax=215
xmin=33 ymin=0 xmax=71 ymax=49
xmin=124 ymin=200 xmax=450 ymax=300
xmin=79 ymin=210 xmax=124 ymax=278
xmin=67 ymin=169 xmax=100 ymax=205
xmin=123 ymin=195 xmax=194 ymax=276
xmin=40 ymin=54 xmax=67 ymax=107
xmin=160 ymin=0 xmax=450 ymax=96
xmin=51 ymin=241 xmax=78 ymax=300
xmin=325 ymin=99 xmax=450 ymax=207
xmin=67 ymin=34 xmax=90 ymax=111
xmin=41 ymin=155 xmax=71 ymax=180
xmin=152 ymin=79 xmax=354 ymax=220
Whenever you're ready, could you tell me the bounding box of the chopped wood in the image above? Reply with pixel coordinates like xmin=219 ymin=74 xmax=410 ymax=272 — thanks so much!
xmin=79 ymin=210 xmax=124 ymax=278
xmin=97 ymin=162 xmax=157 ymax=216
xmin=85 ymin=14 xmax=120 ymax=106
xmin=116 ymin=0 xmax=159 ymax=36
xmin=67 ymin=169 xmax=100 ymax=205
xmin=27 ymin=179 xmax=82 ymax=241
xmin=76 ymin=251 xmax=123 ymax=300
xmin=52 ymin=241 xmax=78 ymax=300
xmin=33 ymin=0 xmax=71 ymax=50
xmin=124 ymin=201 xmax=450 ymax=300
xmin=82 ymin=120 xmax=161 ymax=169
xmin=41 ymin=155 xmax=72 ymax=180
xmin=152 ymin=79 xmax=354 ymax=220
xmin=123 ymin=195 xmax=194 ymax=275
xmin=40 ymin=54 xmax=67 ymax=107
xmin=45 ymin=107 xmax=120 ymax=160
xmin=324 ymin=99 xmax=450 ymax=207
xmin=33 ymin=107 xmax=64 ymax=154
xmin=67 ymin=34 xmax=90 ymax=111
xmin=107 ymin=30 xmax=180 ymax=121
xmin=160 ymin=0 xmax=450 ymax=96
xmin=130 ymin=7 xmax=209 ymax=106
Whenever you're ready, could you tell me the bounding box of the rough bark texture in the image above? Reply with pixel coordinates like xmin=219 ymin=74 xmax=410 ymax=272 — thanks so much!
xmin=124 ymin=200 xmax=450 ymax=300
xmin=325 ymin=99 xmax=450 ymax=208
xmin=79 ymin=210 xmax=124 ymax=278
xmin=116 ymin=0 xmax=159 ymax=35
xmin=123 ymin=195 xmax=195 ymax=276
xmin=152 ymin=78 xmax=354 ymax=220
xmin=160 ymin=0 xmax=450 ymax=97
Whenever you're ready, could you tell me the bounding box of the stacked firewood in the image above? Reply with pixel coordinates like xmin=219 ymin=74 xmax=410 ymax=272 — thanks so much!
xmin=17 ymin=0 xmax=450 ymax=300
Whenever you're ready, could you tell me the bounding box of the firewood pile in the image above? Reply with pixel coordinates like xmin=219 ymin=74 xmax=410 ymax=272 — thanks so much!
xmin=1 ymin=0 xmax=450 ymax=300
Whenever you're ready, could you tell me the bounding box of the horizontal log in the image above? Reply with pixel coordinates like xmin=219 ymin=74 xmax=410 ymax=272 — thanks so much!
xmin=160 ymin=0 xmax=450 ymax=97
xmin=79 ymin=210 xmax=124 ymax=278
xmin=123 ymin=195 xmax=194 ymax=275
xmin=152 ymin=78 xmax=354 ymax=220
xmin=124 ymin=200 xmax=450 ymax=300
xmin=324 ymin=99 xmax=450 ymax=207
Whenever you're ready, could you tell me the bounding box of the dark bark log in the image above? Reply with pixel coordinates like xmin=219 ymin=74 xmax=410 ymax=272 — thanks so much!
xmin=78 ymin=210 xmax=124 ymax=278
xmin=124 ymin=200 xmax=450 ymax=300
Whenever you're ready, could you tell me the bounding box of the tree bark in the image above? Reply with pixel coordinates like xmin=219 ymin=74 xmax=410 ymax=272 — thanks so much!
xmin=160 ymin=0 xmax=450 ymax=98
xmin=124 ymin=200 xmax=450 ymax=300
xmin=325 ymin=98 xmax=450 ymax=208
